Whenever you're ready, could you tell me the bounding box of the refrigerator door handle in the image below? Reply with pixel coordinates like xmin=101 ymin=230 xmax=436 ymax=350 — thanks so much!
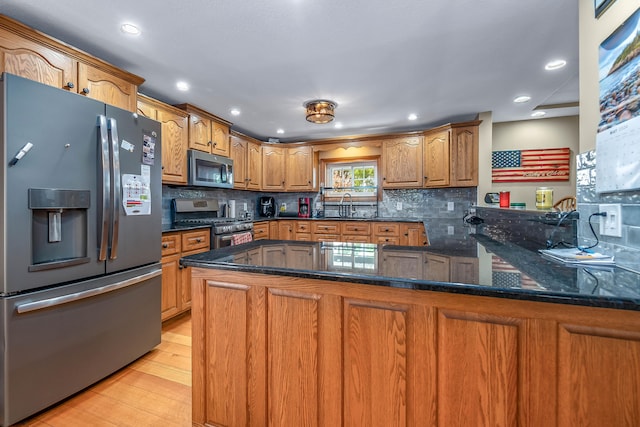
xmin=108 ymin=117 xmax=121 ymax=260
xmin=97 ymin=115 xmax=110 ymax=261
xmin=15 ymin=268 xmax=162 ymax=314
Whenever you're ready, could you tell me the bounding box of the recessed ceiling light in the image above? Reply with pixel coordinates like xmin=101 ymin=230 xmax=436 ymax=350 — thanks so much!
xmin=545 ymin=59 xmax=567 ymax=71
xmin=531 ymin=111 xmax=546 ymax=118
xmin=513 ymin=96 xmax=531 ymax=103
xmin=230 ymin=108 xmax=240 ymax=116
xmin=120 ymin=23 xmax=141 ymax=36
xmin=408 ymin=113 xmax=418 ymax=121
xmin=334 ymin=122 xmax=343 ymax=129
xmin=276 ymin=129 xmax=285 ymax=134
xmin=176 ymin=81 xmax=189 ymax=91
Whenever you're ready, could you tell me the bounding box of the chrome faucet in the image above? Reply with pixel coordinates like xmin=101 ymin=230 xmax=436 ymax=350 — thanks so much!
xmin=339 ymin=192 xmax=355 ymax=218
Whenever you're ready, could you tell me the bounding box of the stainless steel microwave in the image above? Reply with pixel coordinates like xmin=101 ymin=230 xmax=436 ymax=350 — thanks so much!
xmin=187 ymin=149 xmax=234 ymax=188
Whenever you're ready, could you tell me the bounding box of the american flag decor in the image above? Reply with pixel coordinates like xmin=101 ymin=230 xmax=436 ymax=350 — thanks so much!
xmin=491 ymin=147 xmax=570 ymax=183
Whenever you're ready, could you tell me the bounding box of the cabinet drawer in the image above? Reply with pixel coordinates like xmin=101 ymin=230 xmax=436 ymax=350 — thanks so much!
xmin=161 ymin=234 xmax=181 ymax=256
xmin=373 ymin=222 xmax=400 ymax=236
xmin=295 ymin=221 xmax=311 ymax=233
xmin=296 ymin=233 xmax=312 ymax=241
xmin=341 ymin=222 xmax=371 ymax=235
xmin=182 ymin=230 xmax=210 ymax=252
xmin=375 ymin=236 xmax=399 ymax=245
xmin=314 ymin=234 xmax=341 ymax=242
xmin=311 ymin=222 xmax=340 ymax=234
xmin=342 ymin=235 xmax=370 ymax=243
xmin=253 ymin=223 xmax=269 ymax=240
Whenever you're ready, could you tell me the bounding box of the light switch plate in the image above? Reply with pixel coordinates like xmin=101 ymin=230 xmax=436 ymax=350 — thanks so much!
xmin=397 ymin=202 xmax=402 ymax=210
xmin=447 ymin=202 xmax=454 ymax=211
xmin=599 ymin=204 xmax=622 ymax=237
xmin=447 ymin=225 xmax=454 ymax=235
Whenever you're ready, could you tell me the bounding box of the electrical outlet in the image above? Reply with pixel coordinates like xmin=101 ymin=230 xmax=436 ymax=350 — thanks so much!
xmin=447 ymin=202 xmax=454 ymax=211
xmin=468 ymin=207 xmax=476 ymax=216
xmin=599 ymin=204 xmax=622 ymax=237
xmin=243 ymin=202 xmax=247 ymax=211
xmin=447 ymin=225 xmax=454 ymax=235
xmin=397 ymin=202 xmax=402 ymax=210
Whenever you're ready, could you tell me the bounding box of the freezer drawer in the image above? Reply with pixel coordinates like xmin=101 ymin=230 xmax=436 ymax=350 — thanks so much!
xmin=0 ymin=264 xmax=161 ymax=426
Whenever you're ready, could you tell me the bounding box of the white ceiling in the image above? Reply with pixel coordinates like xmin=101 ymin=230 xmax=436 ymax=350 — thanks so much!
xmin=0 ymin=0 xmax=579 ymax=143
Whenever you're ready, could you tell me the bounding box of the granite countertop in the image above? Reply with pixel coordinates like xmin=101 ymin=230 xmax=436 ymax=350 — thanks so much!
xmin=254 ymin=216 xmax=425 ymax=222
xmin=181 ymin=237 xmax=640 ymax=311
xmin=162 ymin=224 xmax=211 ymax=233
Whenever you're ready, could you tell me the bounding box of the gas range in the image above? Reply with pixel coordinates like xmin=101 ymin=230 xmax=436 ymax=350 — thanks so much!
xmin=172 ymin=198 xmax=253 ymax=237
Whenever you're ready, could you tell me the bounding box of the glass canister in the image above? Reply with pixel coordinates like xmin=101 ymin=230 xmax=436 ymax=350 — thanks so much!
xmin=535 ymin=187 xmax=553 ymax=209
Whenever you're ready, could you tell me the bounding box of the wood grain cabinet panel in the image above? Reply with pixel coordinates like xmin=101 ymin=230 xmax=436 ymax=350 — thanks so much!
xmin=137 ymin=96 xmax=189 ymax=184
xmin=262 ymin=145 xmax=286 ymax=191
xmin=437 ymin=310 xmax=520 ymax=427
xmin=253 ymin=221 xmax=269 ymax=240
xmin=78 ymin=62 xmax=137 ymax=111
xmin=451 ymin=125 xmax=479 ymax=187
xmin=423 ymin=129 xmax=451 ymax=187
xmin=286 ymin=145 xmax=314 ymax=191
xmin=381 ymin=136 xmax=423 ymax=188
xmin=558 ymin=325 xmax=640 ymax=426
xmin=246 ymin=141 xmax=263 ymax=190
xmin=176 ymin=103 xmax=231 ymax=157
xmin=160 ymin=253 xmax=180 ymax=320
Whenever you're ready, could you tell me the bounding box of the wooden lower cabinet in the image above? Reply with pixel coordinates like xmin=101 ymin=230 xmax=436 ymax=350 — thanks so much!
xmin=161 ymin=229 xmax=209 ymax=321
xmin=192 ymin=268 xmax=640 ymax=427
xmin=253 ymin=221 xmax=269 ymax=240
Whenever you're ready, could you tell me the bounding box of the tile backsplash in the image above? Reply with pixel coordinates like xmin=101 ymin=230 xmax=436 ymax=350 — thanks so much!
xmin=161 ymin=185 xmax=476 ymax=224
xmin=576 ymin=150 xmax=640 ymax=272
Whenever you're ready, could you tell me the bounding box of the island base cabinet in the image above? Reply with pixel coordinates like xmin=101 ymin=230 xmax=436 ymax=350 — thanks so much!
xmin=191 ymin=268 xmax=640 ymax=427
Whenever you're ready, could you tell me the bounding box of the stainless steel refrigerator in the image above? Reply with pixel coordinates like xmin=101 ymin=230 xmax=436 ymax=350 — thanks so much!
xmin=0 ymin=73 xmax=162 ymax=426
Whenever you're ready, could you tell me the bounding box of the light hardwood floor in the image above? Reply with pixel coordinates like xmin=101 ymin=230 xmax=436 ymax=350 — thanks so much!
xmin=15 ymin=313 xmax=192 ymax=427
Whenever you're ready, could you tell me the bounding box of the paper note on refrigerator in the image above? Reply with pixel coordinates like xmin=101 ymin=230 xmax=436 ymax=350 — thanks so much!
xmin=122 ymin=174 xmax=151 ymax=215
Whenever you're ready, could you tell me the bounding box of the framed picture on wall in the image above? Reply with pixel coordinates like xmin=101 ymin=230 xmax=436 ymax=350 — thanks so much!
xmin=595 ymin=0 xmax=616 ymax=18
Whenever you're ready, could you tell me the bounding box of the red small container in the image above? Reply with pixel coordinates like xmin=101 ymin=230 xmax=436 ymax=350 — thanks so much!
xmin=499 ymin=191 xmax=510 ymax=208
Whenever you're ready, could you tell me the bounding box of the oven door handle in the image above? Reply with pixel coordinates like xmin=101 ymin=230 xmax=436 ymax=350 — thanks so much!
xmin=219 ymin=235 xmax=234 ymax=242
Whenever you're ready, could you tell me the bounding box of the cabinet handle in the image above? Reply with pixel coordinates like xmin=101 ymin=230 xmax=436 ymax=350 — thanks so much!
xmin=208 ymin=140 xmax=212 ymax=146
xmin=195 ymin=238 xmax=202 ymax=243
xmin=179 ymin=265 xmax=184 ymax=270
xmin=65 ymin=82 xmax=74 ymax=89
xmin=383 ymin=177 xmax=386 ymax=181
xmin=81 ymin=87 xmax=90 ymax=95
xmin=424 ymin=176 xmax=428 ymax=181
xmin=162 ymin=243 xmax=169 ymax=249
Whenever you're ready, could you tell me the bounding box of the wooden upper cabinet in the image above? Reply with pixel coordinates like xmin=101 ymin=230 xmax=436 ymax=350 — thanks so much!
xmin=137 ymin=95 xmax=189 ymax=184
xmin=285 ymin=145 xmax=314 ymax=191
xmin=77 ymin=62 xmax=137 ymax=111
xmin=0 ymin=16 xmax=144 ymax=112
xmin=451 ymin=125 xmax=479 ymax=187
xmin=246 ymin=141 xmax=262 ymax=190
xmin=231 ymin=132 xmax=262 ymax=190
xmin=424 ymin=129 xmax=451 ymax=187
xmin=0 ymin=26 xmax=76 ymax=90
xmin=158 ymin=108 xmax=189 ymax=184
xmin=176 ymin=103 xmax=231 ymax=157
xmin=381 ymin=136 xmax=423 ymax=188
xmin=424 ymin=122 xmax=480 ymax=188
xmin=230 ymin=134 xmax=248 ymax=189
xmin=262 ymin=145 xmax=286 ymax=191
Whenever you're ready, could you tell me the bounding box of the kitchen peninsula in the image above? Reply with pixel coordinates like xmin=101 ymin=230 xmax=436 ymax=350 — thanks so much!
xmin=183 ymin=237 xmax=640 ymax=427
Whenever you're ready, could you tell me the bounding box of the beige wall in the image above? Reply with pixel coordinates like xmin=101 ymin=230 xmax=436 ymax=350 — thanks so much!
xmin=489 ymin=116 xmax=579 ymax=209
xmin=579 ymin=0 xmax=640 ymax=152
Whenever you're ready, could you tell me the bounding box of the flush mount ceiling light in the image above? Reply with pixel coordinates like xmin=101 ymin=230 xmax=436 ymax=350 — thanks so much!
xmin=545 ymin=59 xmax=567 ymax=71
xmin=303 ymin=99 xmax=337 ymax=124
xmin=513 ymin=95 xmax=531 ymax=103
xmin=120 ymin=23 xmax=141 ymax=36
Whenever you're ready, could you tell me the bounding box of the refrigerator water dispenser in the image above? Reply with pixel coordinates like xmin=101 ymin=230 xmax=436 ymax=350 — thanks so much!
xmin=28 ymin=188 xmax=91 ymax=271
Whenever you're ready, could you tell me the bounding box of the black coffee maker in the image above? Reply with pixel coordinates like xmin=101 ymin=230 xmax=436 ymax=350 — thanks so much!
xmin=259 ymin=196 xmax=275 ymax=217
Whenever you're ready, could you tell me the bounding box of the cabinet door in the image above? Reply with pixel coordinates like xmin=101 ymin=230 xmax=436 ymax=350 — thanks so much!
xmin=77 ymin=62 xmax=137 ymax=111
xmin=247 ymin=141 xmax=262 ymax=190
xmin=253 ymin=222 xmax=269 ymax=240
xmin=0 ymin=27 xmax=76 ymax=91
xmin=136 ymin=98 xmax=158 ymax=119
xmin=424 ymin=129 xmax=450 ymax=187
xmin=158 ymin=108 xmax=189 ymax=184
xmin=188 ymin=113 xmax=212 ymax=152
xmin=160 ymin=253 xmax=180 ymax=321
xmin=278 ymin=221 xmax=294 ymax=241
xmin=262 ymin=145 xmax=286 ymax=191
xmin=451 ymin=125 xmax=478 ymax=187
xmin=211 ymin=121 xmax=230 ymax=157
xmin=424 ymin=253 xmax=450 ymax=281
xmin=230 ymin=134 xmax=248 ymax=189
xmin=381 ymin=136 xmax=423 ymax=188
xmin=286 ymin=145 xmax=314 ymax=191
xmin=400 ymin=223 xmax=428 ymax=246
xmin=380 ymin=250 xmax=424 ymax=279
xmin=450 ymin=256 xmax=479 ymax=284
